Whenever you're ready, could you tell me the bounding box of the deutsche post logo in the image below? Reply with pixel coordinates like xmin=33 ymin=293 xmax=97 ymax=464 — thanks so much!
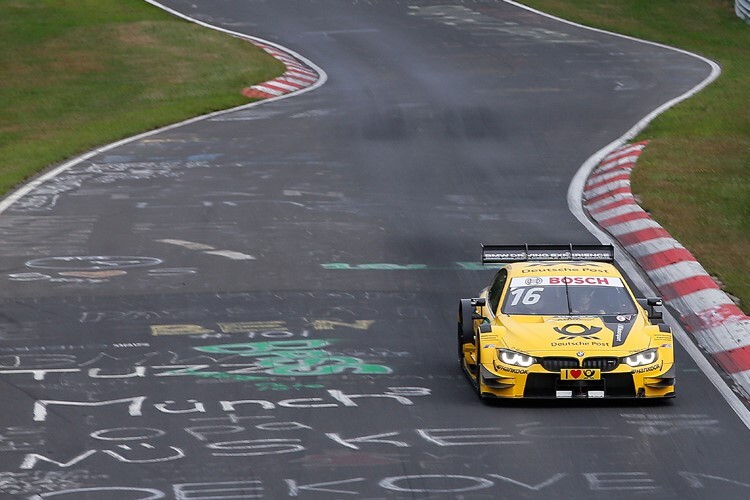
xmin=525 ymin=262 xmax=600 ymax=268
xmin=553 ymin=323 xmax=603 ymax=340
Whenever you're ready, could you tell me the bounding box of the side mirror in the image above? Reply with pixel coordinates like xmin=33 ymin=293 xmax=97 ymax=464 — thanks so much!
xmin=470 ymin=298 xmax=486 ymax=319
xmin=638 ymin=297 xmax=664 ymax=323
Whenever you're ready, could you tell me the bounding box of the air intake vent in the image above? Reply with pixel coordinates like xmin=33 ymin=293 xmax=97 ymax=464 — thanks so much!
xmin=540 ymin=357 xmax=579 ymax=372
xmin=583 ymin=357 xmax=619 ymax=372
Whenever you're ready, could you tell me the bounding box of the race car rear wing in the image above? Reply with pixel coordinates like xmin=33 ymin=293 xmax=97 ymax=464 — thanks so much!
xmin=481 ymin=244 xmax=615 ymax=264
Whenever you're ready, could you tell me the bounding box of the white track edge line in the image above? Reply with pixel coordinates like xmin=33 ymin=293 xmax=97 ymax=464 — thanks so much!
xmin=0 ymin=0 xmax=328 ymax=216
xmin=500 ymin=2 xmax=750 ymax=428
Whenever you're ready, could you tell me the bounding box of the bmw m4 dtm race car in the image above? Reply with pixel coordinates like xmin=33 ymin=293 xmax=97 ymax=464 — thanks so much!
xmin=458 ymin=244 xmax=675 ymax=400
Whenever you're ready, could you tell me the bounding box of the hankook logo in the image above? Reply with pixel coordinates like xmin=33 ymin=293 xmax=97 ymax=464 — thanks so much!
xmin=553 ymin=323 xmax=603 ymax=340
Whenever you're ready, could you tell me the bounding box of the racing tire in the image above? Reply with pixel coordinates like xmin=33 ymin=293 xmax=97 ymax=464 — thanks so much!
xmin=457 ymin=328 xmax=464 ymax=364
xmin=457 ymin=299 xmax=475 ymax=362
xmin=475 ymin=336 xmax=486 ymax=400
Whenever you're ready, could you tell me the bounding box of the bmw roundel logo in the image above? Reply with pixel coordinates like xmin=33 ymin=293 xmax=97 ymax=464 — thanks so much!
xmin=525 ymin=277 xmax=543 ymax=285
xmin=577 ymin=351 xmax=585 ymax=357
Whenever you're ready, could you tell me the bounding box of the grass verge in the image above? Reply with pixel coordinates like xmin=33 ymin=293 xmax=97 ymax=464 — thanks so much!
xmin=519 ymin=0 xmax=749 ymax=312
xmin=0 ymin=0 xmax=285 ymax=195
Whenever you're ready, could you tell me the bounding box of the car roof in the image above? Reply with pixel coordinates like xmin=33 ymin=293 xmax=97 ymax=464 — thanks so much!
xmin=504 ymin=261 xmax=623 ymax=279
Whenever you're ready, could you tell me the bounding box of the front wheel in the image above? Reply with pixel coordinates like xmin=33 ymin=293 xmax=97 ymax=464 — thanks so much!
xmin=457 ymin=299 xmax=476 ymax=362
xmin=457 ymin=327 xmax=465 ymax=364
xmin=475 ymin=337 xmax=485 ymax=400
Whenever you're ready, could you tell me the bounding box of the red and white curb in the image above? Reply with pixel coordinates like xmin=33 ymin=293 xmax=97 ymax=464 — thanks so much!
xmin=584 ymin=142 xmax=750 ymax=394
xmin=1 ymin=3 xmax=327 ymax=217
xmin=142 ymin=0 xmax=325 ymax=102
xmin=241 ymin=41 xmax=320 ymax=99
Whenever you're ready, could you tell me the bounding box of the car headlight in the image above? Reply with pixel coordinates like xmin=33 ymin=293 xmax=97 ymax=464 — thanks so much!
xmin=497 ymin=349 xmax=536 ymax=367
xmin=621 ymin=348 xmax=658 ymax=367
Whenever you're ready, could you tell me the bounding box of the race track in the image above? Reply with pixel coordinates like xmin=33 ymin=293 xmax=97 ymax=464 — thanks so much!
xmin=1 ymin=0 xmax=749 ymax=498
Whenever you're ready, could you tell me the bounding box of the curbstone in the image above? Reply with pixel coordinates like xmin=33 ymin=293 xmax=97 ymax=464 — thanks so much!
xmin=242 ymin=42 xmax=320 ymax=99
xmin=583 ymin=142 xmax=750 ymax=391
xmin=737 ymin=0 xmax=750 ymax=24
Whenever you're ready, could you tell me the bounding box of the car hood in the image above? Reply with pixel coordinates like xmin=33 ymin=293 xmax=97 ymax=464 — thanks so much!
xmin=497 ymin=313 xmax=651 ymax=354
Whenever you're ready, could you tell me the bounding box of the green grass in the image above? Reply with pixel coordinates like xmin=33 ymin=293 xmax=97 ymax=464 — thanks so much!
xmin=520 ymin=0 xmax=750 ymax=312
xmin=0 ymin=0 xmax=285 ymax=194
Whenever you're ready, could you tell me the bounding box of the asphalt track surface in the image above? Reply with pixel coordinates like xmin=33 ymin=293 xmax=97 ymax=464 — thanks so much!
xmin=1 ymin=1 xmax=749 ymax=498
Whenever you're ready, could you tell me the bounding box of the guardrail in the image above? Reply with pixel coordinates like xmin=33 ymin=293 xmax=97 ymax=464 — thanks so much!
xmin=738 ymin=0 xmax=750 ymax=24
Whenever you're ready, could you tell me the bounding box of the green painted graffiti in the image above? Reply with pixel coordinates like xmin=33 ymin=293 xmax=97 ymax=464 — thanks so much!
xmin=197 ymin=339 xmax=329 ymax=357
xmin=192 ymin=340 xmax=393 ymax=377
xmin=181 ymin=370 xmax=264 ymax=381
xmin=257 ymin=356 xmax=392 ymax=376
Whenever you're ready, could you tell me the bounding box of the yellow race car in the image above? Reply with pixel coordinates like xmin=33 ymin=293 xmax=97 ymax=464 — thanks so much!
xmin=458 ymin=244 xmax=675 ymax=400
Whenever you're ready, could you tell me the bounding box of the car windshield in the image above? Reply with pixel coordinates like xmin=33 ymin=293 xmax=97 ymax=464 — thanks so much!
xmin=501 ymin=276 xmax=637 ymax=316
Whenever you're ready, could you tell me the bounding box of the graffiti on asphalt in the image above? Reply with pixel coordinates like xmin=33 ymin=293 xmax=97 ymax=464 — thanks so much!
xmin=191 ymin=340 xmax=391 ymax=377
xmin=0 ymin=338 xmax=394 ymax=384
xmin=32 ymin=388 xmax=431 ymax=422
xmin=150 ymin=318 xmax=374 ymax=337
xmin=7 ymin=471 xmax=750 ymax=497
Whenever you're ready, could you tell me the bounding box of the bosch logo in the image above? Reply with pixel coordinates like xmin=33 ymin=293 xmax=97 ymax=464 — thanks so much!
xmin=525 ymin=278 xmax=543 ymax=285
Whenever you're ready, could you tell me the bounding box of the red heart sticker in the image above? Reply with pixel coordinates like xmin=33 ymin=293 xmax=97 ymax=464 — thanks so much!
xmin=570 ymin=369 xmax=582 ymax=379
